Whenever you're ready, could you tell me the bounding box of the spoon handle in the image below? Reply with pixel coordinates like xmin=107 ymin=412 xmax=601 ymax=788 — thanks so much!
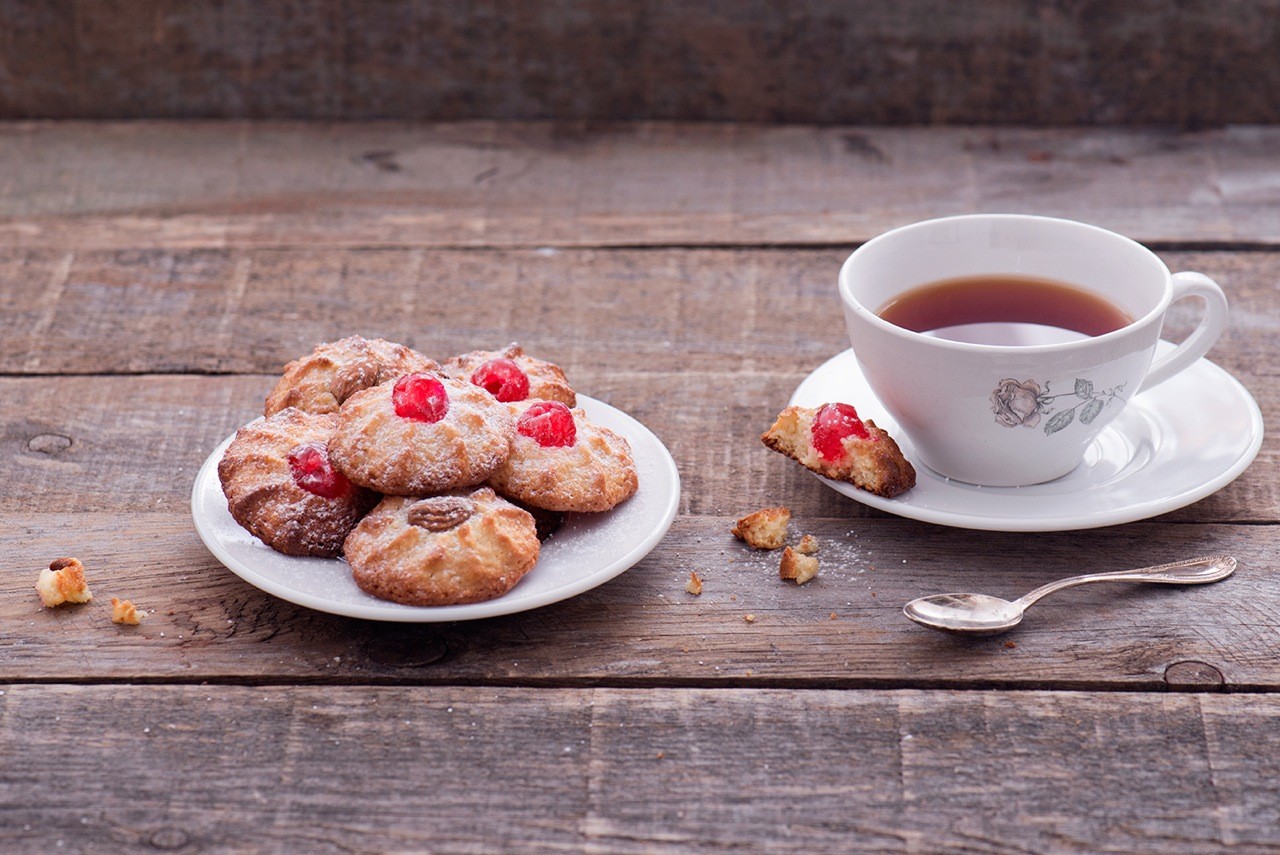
xmin=1013 ymin=555 xmax=1236 ymax=610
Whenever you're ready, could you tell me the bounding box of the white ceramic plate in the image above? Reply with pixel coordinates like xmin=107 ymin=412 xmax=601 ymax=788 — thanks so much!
xmin=791 ymin=343 xmax=1263 ymax=531
xmin=192 ymin=395 xmax=680 ymax=621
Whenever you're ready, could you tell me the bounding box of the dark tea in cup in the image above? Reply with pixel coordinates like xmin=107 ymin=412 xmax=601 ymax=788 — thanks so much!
xmin=876 ymin=275 xmax=1133 ymax=346
xmin=839 ymin=214 xmax=1228 ymax=485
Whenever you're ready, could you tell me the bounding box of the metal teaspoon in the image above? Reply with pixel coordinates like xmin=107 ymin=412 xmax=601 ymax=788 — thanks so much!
xmin=902 ymin=555 xmax=1237 ymax=636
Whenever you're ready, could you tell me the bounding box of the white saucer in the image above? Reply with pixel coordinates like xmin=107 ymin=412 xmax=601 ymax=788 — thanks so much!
xmin=790 ymin=344 xmax=1263 ymax=531
xmin=191 ymin=395 xmax=680 ymax=622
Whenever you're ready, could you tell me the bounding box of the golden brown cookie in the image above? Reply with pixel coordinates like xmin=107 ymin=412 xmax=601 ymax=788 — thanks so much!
xmin=328 ymin=372 xmax=516 ymax=495
xmin=442 ymin=343 xmax=576 ymax=406
xmin=344 ymin=489 xmax=540 ymax=606
xmin=762 ymin=403 xmax=916 ymax=498
xmin=487 ymin=400 xmax=638 ymax=512
xmin=366 ymin=338 xmax=440 ymax=384
xmin=264 ymin=336 xmax=440 ymax=416
xmin=218 ymin=408 xmax=378 ymax=557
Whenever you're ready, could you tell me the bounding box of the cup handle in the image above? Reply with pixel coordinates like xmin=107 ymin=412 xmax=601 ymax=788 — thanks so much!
xmin=1137 ymin=271 xmax=1229 ymax=393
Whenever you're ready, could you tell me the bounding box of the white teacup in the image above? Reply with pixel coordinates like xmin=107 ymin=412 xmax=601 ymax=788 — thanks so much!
xmin=838 ymin=214 xmax=1228 ymax=487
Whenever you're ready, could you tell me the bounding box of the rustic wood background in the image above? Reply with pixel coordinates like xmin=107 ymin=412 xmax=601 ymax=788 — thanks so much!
xmin=3 ymin=0 xmax=1280 ymax=841
xmin=2 ymin=121 xmax=1279 ymax=852
xmin=3 ymin=0 xmax=1279 ymax=124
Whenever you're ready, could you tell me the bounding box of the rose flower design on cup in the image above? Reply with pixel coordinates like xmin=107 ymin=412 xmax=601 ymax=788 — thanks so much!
xmin=839 ymin=214 xmax=1228 ymax=487
xmin=990 ymin=377 xmax=1126 ymax=435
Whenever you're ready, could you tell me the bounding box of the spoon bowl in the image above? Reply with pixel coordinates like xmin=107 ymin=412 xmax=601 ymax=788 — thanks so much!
xmin=903 ymin=592 xmax=1026 ymax=635
xmin=903 ymin=555 xmax=1236 ymax=636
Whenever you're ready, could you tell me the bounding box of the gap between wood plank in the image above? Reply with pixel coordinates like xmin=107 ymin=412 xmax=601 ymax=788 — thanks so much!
xmin=0 ymin=675 xmax=1258 ymax=694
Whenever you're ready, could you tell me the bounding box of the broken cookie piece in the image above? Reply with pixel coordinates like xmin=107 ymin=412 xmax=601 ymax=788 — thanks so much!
xmin=110 ymin=597 xmax=142 ymax=625
xmin=731 ymin=507 xmax=790 ymax=550
xmin=779 ymin=546 xmax=819 ymax=585
xmin=685 ymin=571 xmax=704 ymax=596
xmin=36 ymin=557 xmax=93 ymax=607
xmin=796 ymin=534 xmax=819 ymax=555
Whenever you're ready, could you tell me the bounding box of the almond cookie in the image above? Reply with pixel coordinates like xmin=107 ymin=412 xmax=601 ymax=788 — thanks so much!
xmin=488 ymin=400 xmax=638 ymax=513
xmin=442 ymin=343 xmax=576 ymax=406
xmin=264 ymin=336 xmax=440 ymax=417
xmin=344 ymin=489 xmax=540 ymax=606
xmin=329 ymin=372 xmax=516 ymax=495
xmin=218 ymin=409 xmax=378 ymax=557
xmin=762 ymin=403 xmax=915 ymax=498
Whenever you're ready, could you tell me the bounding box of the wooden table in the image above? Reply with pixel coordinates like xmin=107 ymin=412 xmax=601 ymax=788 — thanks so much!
xmin=3 ymin=121 xmax=1279 ymax=852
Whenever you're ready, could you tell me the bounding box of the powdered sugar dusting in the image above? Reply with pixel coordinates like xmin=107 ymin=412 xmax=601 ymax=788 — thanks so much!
xmin=193 ymin=394 xmax=679 ymax=621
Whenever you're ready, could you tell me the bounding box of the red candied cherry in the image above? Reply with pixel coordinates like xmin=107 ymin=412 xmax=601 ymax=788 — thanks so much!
xmin=517 ymin=401 xmax=577 ymax=448
xmin=811 ymin=402 xmax=873 ymax=461
xmin=287 ymin=442 xmax=351 ymax=499
xmin=471 ymin=358 xmax=531 ymax=402
xmin=393 ymin=373 xmax=449 ymax=423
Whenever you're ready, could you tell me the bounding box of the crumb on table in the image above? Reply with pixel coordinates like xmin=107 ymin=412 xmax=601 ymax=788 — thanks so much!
xmin=796 ymin=534 xmax=819 ymax=554
xmin=36 ymin=557 xmax=93 ymax=607
xmin=731 ymin=507 xmax=790 ymax=550
xmin=685 ymin=571 xmax=703 ymax=596
xmin=111 ymin=597 xmax=142 ymax=625
xmin=779 ymin=547 xmax=819 ymax=585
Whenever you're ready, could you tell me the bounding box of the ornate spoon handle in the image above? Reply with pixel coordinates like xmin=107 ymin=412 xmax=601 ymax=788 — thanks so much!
xmin=1013 ymin=555 xmax=1236 ymax=610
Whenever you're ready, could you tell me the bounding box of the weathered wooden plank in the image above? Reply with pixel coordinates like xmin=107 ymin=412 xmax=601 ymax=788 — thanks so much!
xmin=4 ymin=513 xmax=1278 ymax=688
xmin=3 ymin=685 xmax=1279 ymax=852
xmin=0 ymin=246 xmax=857 ymax=375
xmin=2 ymin=123 xmax=1280 ymax=249
xmin=0 ymin=246 xmax=1273 ymax=381
xmin=0 ymin=369 xmax=1274 ymax=522
xmin=3 ymin=1 xmax=1279 ymax=126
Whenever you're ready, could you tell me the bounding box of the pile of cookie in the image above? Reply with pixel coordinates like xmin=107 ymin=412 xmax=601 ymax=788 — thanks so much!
xmin=217 ymin=337 xmax=638 ymax=606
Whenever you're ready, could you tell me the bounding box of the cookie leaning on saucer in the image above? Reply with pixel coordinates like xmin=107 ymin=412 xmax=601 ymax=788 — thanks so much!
xmin=344 ymin=489 xmax=540 ymax=606
xmin=762 ymin=403 xmax=916 ymax=498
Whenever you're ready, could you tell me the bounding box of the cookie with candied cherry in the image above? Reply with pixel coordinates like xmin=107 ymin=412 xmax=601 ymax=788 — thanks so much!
xmin=217 ymin=408 xmax=378 ymax=557
xmin=328 ymin=372 xmax=516 ymax=495
xmin=488 ymin=400 xmax=638 ymax=513
xmin=762 ymin=403 xmax=916 ymax=498
xmin=343 ymin=488 xmax=540 ymax=606
xmin=264 ymin=336 xmax=440 ymax=417
xmin=442 ymin=343 xmax=576 ymax=406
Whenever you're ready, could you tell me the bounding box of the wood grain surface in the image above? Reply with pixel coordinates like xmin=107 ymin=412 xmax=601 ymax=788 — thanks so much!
xmin=2 ymin=513 xmax=1277 ymax=689
xmin=4 ymin=685 xmax=1280 ymax=853
xmin=2 ymin=244 xmax=1277 ymax=378
xmin=3 ymin=121 xmax=1279 ymax=852
xmin=4 ymin=1 xmax=1279 ymax=126
xmin=2 ymin=123 xmax=1280 ymax=250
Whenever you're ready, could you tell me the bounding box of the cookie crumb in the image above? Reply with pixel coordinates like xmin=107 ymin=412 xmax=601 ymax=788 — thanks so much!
xmin=779 ymin=547 xmax=819 ymax=585
xmin=36 ymin=558 xmax=93 ymax=607
xmin=731 ymin=507 xmax=790 ymax=550
xmin=110 ymin=597 xmax=142 ymax=625
xmin=796 ymin=534 xmax=819 ymax=555
xmin=685 ymin=571 xmax=703 ymax=596
xmin=1004 ymin=640 xmax=1018 ymax=649
xmin=829 ymin=612 xmax=838 ymax=620
xmin=744 ymin=613 xmax=756 ymax=623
